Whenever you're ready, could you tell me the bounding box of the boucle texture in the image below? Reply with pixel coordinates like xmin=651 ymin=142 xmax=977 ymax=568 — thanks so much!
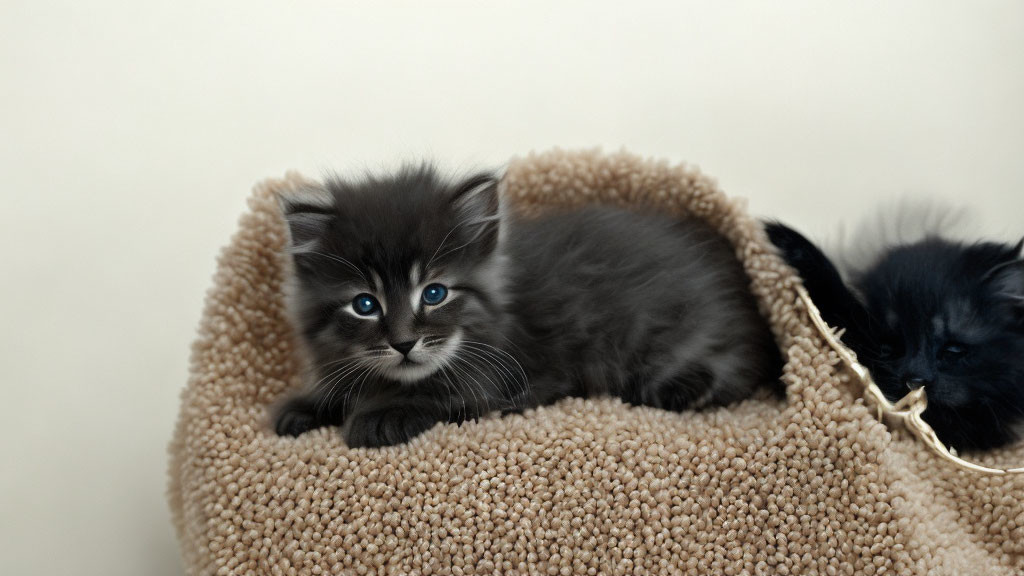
xmin=169 ymin=149 xmax=1024 ymax=575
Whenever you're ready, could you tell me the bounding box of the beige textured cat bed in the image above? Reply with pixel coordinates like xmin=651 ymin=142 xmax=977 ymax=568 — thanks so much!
xmin=169 ymin=149 xmax=1024 ymax=575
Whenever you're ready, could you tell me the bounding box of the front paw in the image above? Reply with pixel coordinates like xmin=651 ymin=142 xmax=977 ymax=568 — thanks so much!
xmin=274 ymin=398 xmax=320 ymax=437
xmin=345 ymin=409 xmax=438 ymax=448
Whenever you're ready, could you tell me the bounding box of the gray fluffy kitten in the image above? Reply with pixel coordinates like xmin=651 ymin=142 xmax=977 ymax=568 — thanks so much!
xmin=274 ymin=166 xmax=781 ymax=447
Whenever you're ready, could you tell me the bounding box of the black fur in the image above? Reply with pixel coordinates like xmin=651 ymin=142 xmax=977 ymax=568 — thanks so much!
xmin=767 ymin=221 xmax=1024 ymax=450
xmin=273 ymin=165 xmax=782 ymax=447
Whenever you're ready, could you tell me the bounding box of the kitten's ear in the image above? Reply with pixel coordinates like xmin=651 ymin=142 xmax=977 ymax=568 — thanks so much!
xmin=451 ymin=173 xmax=501 ymax=253
xmin=985 ymin=240 xmax=1024 ymax=311
xmin=278 ymin=185 xmax=336 ymax=254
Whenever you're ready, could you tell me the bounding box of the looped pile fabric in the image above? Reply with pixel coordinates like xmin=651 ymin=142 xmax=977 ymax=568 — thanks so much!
xmin=169 ymin=149 xmax=1024 ymax=575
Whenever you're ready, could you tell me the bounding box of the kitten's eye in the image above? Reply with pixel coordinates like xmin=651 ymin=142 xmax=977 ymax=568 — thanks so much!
xmin=421 ymin=283 xmax=448 ymax=306
xmin=352 ymin=294 xmax=380 ymax=316
xmin=940 ymin=342 xmax=967 ymax=359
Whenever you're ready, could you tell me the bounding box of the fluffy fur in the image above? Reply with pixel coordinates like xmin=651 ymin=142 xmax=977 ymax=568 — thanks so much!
xmin=767 ymin=221 xmax=1024 ymax=450
xmin=274 ymin=166 xmax=781 ymax=447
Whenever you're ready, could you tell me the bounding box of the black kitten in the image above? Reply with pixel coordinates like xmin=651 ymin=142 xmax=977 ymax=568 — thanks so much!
xmin=274 ymin=165 xmax=781 ymax=447
xmin=767 ymin=221 xmax=1024 ymax=450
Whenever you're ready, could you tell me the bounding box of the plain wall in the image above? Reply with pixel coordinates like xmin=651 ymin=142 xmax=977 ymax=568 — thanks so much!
xmin=1 ymin=1 xmax=1021 ymax=574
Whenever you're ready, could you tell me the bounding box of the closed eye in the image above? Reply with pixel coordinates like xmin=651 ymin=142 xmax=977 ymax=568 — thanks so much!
xmin=877 ymin=341 xmax=903 ymax=360
xmin=939 ymin=342 xmax=968 ymax=361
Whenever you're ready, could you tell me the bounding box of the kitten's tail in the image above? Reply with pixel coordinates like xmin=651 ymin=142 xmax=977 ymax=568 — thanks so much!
xmin=764 ymin=220 xmax=880 ymax=357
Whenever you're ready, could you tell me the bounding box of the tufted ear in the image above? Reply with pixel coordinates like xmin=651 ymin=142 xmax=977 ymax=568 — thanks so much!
xmin=450 ymin=173 xmax=501 ymax=254
xmin=278 ymin=185 xmax=336 ymax=254
xmin=985 ymin=238 xmax=1024 ymax=313
xmin=992 ymin=262 xmax=1024 ymax=301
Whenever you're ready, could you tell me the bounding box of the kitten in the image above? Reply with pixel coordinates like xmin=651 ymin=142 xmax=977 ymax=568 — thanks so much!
xmin=766 ymin=221 xmax=1024 ymax=450
xmin=274 ymin=165 xmax=782 ymax=447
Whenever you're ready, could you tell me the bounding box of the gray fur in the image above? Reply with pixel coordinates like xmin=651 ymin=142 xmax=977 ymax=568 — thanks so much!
xmin=274 ymin=165 xmax=781 ymax=447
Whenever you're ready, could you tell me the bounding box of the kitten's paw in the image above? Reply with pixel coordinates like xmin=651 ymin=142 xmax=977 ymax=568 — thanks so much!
xmin=274 ymin=401 xmax=320 ymax=437
xmin=345 ymin=409 xmax=438 ymax=448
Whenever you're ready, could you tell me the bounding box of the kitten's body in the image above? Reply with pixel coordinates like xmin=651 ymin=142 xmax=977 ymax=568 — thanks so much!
xmin=275 ymin=166 xmax=781 ymax=447
xmin=767 ymin=221 xmax=1024 ymax=450
xmin=505 ymin=208 xmax=778 ymax=410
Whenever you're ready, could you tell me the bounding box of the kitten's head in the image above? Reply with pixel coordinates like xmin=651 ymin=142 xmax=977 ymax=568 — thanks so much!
xmin=279 ymin=166 xmax=505 ymax=384
xmin=858 ymin=237 xmax=1024 ymax=410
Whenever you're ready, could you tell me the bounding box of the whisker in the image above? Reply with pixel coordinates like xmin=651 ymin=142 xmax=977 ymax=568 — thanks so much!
xmin=317 ymin=358 xmax=372 ymax=414
xmin=431 ymin=235 xmax=481 ymax=265
xmin=459 ymin=340 xmax=529 ymax=396
xmin=312 ymin=356 xmax=368 ymax=391
xmin=438 ymin=365 xmax=463 ymax=421
xmin=457 ymin=345 xmax=518 ymax=402
xmin=318 ymin=351 xmax=381 ymax=369
xmin=454 ymin=348 xmax=509 ymax=405
xmin=460 ymin=354 xmax=499 ymax=412
xmin=426 ymin=217 xmax=473 ymax=269
xmin=304 ymin=250 xmax=369 ymax=285
xmin=344 ymin=363 xmax=378 ymax=416
xmin=448 ymin=357 xmax=486 ymax=415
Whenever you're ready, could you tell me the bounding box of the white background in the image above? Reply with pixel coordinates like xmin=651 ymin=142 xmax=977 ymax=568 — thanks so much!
xmin=2 ymin=1 xmax=1021 ymax=574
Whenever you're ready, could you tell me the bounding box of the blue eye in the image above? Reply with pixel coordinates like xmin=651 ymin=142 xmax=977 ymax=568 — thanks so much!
xmin=421 ymin=283 xmax=448 ymax=306
xmin=352 ymin=294 xmax=379 ymax=316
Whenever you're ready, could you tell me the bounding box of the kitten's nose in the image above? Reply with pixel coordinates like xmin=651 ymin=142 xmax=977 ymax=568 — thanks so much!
xmin=905 ymin=377 xmax=931 ymax=390
xmin=391 ymin=340 xmax=417 ymax=356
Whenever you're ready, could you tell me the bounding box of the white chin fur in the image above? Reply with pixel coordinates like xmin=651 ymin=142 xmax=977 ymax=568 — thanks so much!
xmin=382 ymin=328 xmax=463 ymax=384
xmin=385 ymin=362 xmax=443 ymax=383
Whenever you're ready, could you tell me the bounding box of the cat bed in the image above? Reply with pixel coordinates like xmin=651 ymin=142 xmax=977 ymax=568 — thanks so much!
xmin=168 ymin=149 xmax=1024 ymax=574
